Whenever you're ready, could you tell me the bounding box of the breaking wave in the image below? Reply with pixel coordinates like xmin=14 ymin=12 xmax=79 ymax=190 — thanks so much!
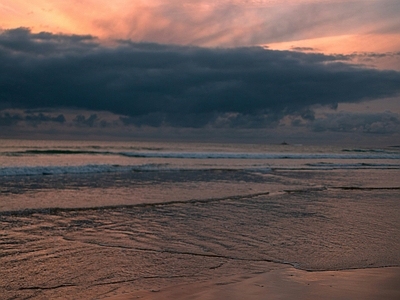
xmin=2 ymin=149 xmax=400 ymax=160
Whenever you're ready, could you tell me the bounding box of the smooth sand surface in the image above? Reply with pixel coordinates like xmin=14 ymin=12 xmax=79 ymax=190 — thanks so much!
xmin=102 ymin=266 xmax=400 ymax=300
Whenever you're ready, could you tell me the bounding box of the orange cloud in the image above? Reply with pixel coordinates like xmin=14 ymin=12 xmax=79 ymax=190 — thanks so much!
xmin=1 ymin=0 xmax=399 ymax=55
xmin=267 ymin=34 xmax=400 ymax=54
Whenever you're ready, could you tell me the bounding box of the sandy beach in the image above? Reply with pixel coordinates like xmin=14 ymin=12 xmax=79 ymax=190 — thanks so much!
xmin=1 ymin=141 xmax=399 ymax=300
xmin=103 ymin=266 xmax=400 ymax=300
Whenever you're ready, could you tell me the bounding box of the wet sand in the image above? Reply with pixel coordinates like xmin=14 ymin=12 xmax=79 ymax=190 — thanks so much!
xmin=1 ymin=186 xmax=399 ymax=299
xmin=103 ymin=266 xmax=400 ymax=300
xmin=1 ymin=168 xmax=399 ymax=299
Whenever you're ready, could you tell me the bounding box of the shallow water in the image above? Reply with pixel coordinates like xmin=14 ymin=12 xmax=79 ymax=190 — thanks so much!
xmin=0 ymin=140 xmax=399 ymax=299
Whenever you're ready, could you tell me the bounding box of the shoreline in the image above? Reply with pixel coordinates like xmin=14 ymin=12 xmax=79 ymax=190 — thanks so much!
xmin=102 ymin=266 xmax=400 ymax=300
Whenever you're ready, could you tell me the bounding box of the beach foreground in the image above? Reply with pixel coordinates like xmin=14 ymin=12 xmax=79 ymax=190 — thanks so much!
xmin=103 ymin=266 xmax=400 ymax=300
xmin=1 ymin=141 xmax=399 ymax=299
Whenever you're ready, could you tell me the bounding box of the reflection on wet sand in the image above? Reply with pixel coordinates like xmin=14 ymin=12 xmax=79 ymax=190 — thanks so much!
xmin=1 ymin=186 xmax=399 ymax=299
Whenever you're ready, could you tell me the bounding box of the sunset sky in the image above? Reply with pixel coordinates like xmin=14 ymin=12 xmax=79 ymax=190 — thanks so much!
xmin=1 ymin=0 xmax=400 ymax=144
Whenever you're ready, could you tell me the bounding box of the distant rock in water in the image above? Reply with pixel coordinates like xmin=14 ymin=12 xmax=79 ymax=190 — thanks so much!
xmin=280 ymin=141 xmax=289 ymax=145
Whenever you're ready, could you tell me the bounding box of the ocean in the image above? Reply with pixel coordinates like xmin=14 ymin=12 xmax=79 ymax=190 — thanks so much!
xmin=1 ymin=139 xmax=399 ymax=299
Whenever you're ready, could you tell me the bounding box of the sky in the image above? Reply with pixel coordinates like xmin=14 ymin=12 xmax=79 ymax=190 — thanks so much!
xmin=1 ymin=0 xmax=400 ymax=145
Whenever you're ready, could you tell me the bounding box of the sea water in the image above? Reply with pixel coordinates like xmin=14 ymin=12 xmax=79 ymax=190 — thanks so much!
xmin=1 ymin=139 xmax=399 ymax=298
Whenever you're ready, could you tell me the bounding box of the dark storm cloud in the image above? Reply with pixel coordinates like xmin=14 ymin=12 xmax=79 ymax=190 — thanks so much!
xmin=73 ymin=114 xmax=99 ymax=127
xmin=345 ymin=51 xmax=400 ymax=60
xmin=312 ymin=112 xmax=400 ymax=134
xmin=0 ymin=27 xmax=97 ymax=56
xmin=1 ymin=28 xmax=400 ymax=128
xmin=290 ymin=47 xmax=317 ymax=52
xmin=0 ymin=112 xmax=23 ymax=126
xmin=0 ymin=111 xmax=65 ymax=126
xmin=24 ymin=113 xmax=65 ymax=126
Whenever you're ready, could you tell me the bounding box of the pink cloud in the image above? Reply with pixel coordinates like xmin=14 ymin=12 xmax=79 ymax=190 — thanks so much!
xmin=1 ymin=0 xmax=399 ymax=52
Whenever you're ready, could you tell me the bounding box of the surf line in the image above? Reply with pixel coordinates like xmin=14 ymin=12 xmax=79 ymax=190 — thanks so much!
xmin=331 ymin=186 xmax=400 ymax=190
xmin=0 ymin=192 xmax=271 ymax=216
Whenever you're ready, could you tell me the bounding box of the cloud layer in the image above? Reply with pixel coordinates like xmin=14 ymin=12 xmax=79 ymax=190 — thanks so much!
xmin=1 ymin=28 xmax=400 ymax=128
xmin=2 ymin=0 xmax=399 ymax=48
